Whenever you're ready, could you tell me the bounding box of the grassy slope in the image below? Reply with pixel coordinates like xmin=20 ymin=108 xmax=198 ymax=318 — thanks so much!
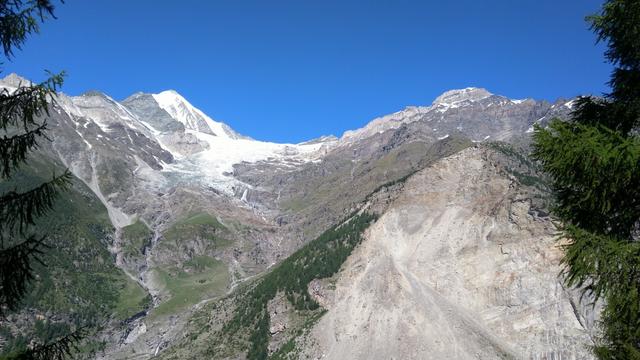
xmin=148 ymin=212 xmax=233 ymax=319
xmin=0 ymin=155 xmax=149 ymax=356
xmin=160 ymin=212 xmax=231 ymax=252
xmin=150 ymin=256 xmax=229 ymax=319
xmin=121 ymin=220 xmax=153 ymax=260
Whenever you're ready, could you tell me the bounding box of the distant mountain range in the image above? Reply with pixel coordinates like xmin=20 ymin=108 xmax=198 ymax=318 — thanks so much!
xmin=0 ymin=74 xmax=593 ymax=360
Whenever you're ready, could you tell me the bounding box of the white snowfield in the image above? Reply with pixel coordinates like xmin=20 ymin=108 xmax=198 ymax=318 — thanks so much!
xmin=148 ymin=89 xmax=333 ymax=193
xmin=163 ymin=128 xmax=329 ymax=194
xmin=46 ymin=82 xmax=336 ymax=196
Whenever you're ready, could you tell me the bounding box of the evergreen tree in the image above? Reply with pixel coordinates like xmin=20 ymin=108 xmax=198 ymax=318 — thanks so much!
xmin=532 ymin=0 xmax=640 ymax=358
xmin=0 ymin=1 xmax=81 ymax=359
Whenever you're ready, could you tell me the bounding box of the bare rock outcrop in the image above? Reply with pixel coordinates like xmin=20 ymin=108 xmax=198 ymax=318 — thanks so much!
xmin=301 ymin=147 xmax=595 ymax=360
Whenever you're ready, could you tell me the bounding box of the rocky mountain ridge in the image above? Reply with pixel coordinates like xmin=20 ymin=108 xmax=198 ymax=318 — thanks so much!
xmin=341 ymin=86 xmax=573 ymax=144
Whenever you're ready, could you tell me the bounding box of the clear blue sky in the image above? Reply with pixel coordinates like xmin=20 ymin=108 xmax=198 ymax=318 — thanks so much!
xmin=7 ymin=0 xmax=610 ymax=143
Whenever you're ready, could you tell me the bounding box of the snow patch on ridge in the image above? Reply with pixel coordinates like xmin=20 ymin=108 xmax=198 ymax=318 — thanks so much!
xmin=564 ymin=99 xmax=577 ymax=110
xmin=432 ymin=87 xmax=493 ymax=106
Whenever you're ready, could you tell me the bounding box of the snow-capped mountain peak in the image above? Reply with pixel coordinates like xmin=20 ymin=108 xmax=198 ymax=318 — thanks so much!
xmin=152 ymin=90 xmax=240 ymax=139
xmin=432 ymin=87 xmax=493 ymax=106
xmin=0 ymin=73 xmax=31 ymax=89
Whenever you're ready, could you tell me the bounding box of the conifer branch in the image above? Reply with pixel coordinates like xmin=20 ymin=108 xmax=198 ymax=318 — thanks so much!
xmin=533 ymin=1 xmax=640 ymax=356
xmin=0 ymin=170 xmax=71 ymax=234
xmin=13 ymin=327 xmax=84 ymax=360
xmin=0 ymin=121 xmax=47 ymax=178
xmin=0 ymin=0 xmax=60 ymax=58
xmin=0 ymin=234 xmax=47 ymax=315
xmin=0 ymin=73 xmax=64 ymax=131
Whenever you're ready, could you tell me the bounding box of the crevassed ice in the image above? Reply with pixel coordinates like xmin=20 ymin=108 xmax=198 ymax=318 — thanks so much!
xmin=161 ymin=129 xmax=327 ymax=195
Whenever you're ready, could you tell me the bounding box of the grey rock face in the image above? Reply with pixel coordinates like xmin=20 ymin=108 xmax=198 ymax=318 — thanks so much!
xmin=341 ymin=87 xmax=574 ymax=144
xmin=300 ymin=147 xmax=595 ymax=360
xmin=122 ymin=92 xmax=209 ymax=156
xmin=298 ymin=134 xmax=339 ymax=145
xmin=123 ymin=92 xmax=185 ymax=133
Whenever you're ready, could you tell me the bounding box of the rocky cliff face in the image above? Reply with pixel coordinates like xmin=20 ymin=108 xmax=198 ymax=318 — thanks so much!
xmin=299 ymin=147 xmax=595 ymax=359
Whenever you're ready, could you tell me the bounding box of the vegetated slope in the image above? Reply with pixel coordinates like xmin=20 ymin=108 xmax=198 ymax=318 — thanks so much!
xmin=297 ymin=146 xmax=597 ymax=360
xmin=0 ymin=154 xmax=149 ymax=358
xmin=157 ymin=212 xmax=377 ymax=360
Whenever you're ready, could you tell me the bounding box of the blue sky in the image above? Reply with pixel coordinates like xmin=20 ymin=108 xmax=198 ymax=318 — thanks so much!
xmin=7 ymin=0 xmax=610 ymax=143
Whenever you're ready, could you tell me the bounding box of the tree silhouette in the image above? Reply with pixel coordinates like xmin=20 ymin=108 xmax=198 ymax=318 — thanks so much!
xmin=533 ymin=0 xmax=640 ymax=358
xmin=0 ymin=1 xmax=81 ymax=359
